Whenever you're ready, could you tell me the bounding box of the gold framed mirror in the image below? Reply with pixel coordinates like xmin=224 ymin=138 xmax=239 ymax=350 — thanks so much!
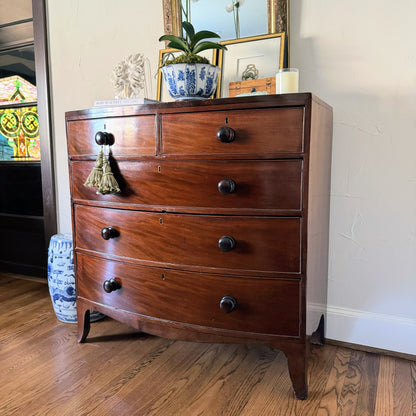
xmin=162 ymin=0 xmax=289 ymax=40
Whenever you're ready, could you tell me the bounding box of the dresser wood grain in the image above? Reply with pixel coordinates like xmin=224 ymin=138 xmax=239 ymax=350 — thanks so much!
xmin=66 ymin=93 xmax=333 ymax=400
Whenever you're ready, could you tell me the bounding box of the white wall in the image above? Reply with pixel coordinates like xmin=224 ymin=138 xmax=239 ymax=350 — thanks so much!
xmin=291 ymin=0 xmax=416 ymax=354
xmin=47 ymin=0 xmax=164 ymax=234
xmin=47 ymin=1 xmax=416 ymax=354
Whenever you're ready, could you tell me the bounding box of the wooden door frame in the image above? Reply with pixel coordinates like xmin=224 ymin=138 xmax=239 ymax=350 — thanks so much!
xmin=32 ymin=0 xmax=57 ymax=247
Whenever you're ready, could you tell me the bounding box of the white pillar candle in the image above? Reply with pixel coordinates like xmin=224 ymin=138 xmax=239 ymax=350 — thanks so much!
xmin=276 ymin=68 xmax=299 ymax=94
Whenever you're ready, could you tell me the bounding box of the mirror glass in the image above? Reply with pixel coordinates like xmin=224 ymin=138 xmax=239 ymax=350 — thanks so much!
xmin=163 ymin=0 xmax=289 ymax=41
xmin=185 ymin=0 xmax=268 ymax=40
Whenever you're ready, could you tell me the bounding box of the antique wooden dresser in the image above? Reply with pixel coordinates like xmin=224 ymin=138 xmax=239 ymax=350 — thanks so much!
xmin=66 ymin=94 xmax=333 ymax=399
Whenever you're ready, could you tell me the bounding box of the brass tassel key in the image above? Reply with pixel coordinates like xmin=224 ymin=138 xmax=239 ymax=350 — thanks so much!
xmin=97 ymin=153 xmax=120 ymax=195
xmin=84 ymin=147 xmax=104 ymax=187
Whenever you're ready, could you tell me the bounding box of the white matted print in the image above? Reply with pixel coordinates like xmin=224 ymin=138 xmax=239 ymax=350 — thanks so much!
xmin=217 ymin=33 xmax=285 ymax=98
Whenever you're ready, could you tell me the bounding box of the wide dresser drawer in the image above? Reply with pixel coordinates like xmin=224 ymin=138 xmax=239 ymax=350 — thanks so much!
xmin=74 ymin=205 xmax=301 ymax=274
xmin=77 ymin=254 xmax=301 ymax=337
xmin=161 ymin=107 xmax=304 ymax=155
xmin=67 ymin=115 xmax=156 ymax=156
xmin=71 ymin=159 xmax=302 ymax=213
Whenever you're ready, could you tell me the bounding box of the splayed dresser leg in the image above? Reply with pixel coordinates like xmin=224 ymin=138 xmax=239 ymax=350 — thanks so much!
xmin=77 ymin=299 xmax=91 ymax=343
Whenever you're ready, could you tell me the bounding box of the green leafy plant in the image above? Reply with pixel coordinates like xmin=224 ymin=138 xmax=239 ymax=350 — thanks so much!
xmin=159 ymin=21 xmax=227 ymax=65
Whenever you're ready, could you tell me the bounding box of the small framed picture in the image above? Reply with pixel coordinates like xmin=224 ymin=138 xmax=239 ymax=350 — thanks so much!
xmin=216 ymin=33 xmax=286 ymax=98
xmin=156 ymin=48 xmax=217 ymax=102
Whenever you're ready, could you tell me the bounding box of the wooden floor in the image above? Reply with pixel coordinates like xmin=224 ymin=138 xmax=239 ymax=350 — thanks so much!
xmin=0 ymin=275 xmax=415 ymax=416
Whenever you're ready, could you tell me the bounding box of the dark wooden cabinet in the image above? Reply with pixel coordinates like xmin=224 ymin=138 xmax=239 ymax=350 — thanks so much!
xmin=0 ymin=163 xmax=46 ymax=276
xmin=66 ymin=93 xmax=333 ymax=399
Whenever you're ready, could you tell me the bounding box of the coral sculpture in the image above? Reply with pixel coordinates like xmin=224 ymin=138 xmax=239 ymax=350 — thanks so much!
xmin=111 ymin=53 xmax=146 ymax=99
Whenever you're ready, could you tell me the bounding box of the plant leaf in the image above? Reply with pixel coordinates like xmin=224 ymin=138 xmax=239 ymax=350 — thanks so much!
xmin=166 ymin=41 xmax=190 ymax=53
xmin=182 ymin=21 xmax=195 ymax=39
xmin=159 ymin=34 xmax=185 ymax=43
xmin=193 ymin=41 xmax=227 ymax=55
xmin=190 ymin=30 xmax=221 ymax=50
xmin=159 ymin=35 xmax=189 ymax=53
xmin=195 ymin=30 xmax=221 ymax=39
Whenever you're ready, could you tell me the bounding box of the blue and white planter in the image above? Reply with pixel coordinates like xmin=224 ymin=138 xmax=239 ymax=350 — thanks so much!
xmin=161 ymin=63 xmax=220 ymax=100
xmin=47 ymin=233 xmax=104 ymax=323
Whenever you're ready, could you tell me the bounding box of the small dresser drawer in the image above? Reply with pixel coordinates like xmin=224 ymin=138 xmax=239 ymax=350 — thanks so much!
xmin=74 ymin=206 xmax=301 ymax=274
xmin=161 ymin=107 xmax=304 ymax=155
xmin=71 ymin=159 xmax=302 ymax=213
xmin=77 ymin=254 xmax=301 ymax=337
xmin=67 ymin=115 xmax=156 ymax=157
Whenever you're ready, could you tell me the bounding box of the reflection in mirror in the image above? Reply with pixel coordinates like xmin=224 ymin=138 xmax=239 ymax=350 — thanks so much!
xmin=0 ymin=46 xmax=36 ymax=86
xmin=162 ymin=0 xmax=289 ymax=40
xmin=185 ymin=0 xmax=268 ymax=40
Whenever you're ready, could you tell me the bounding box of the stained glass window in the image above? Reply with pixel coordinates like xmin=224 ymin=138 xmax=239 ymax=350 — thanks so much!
xmin=0 ymin=75 xmax=39 ymax=161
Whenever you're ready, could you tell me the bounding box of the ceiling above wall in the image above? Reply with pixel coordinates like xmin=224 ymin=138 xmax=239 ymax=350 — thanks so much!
xmin=0 ymin=0 xmax=35 ymax=83
xmin=0 ymin=0 xmax=32 ymax=25
xmin=0 ymin=0 xmax=33 ymax=49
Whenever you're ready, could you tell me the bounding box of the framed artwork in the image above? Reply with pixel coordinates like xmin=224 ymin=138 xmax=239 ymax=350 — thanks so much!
xmin=216 ymin=32 xmax=286 ymax=98
xmin=156 ymin=48 xmax=217 ymax=102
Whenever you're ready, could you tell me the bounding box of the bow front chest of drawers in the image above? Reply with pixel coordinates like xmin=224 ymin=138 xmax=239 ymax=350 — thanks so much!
xmin=66 ymin=94 xmax=332 ymax=399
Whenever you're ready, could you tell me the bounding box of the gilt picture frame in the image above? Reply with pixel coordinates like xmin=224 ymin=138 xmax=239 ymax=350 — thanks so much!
xmin=216 ymin=32 xmax=286 ymax=98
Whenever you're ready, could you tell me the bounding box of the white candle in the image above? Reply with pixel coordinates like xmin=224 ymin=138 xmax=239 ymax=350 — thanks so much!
xmin=276 ymin=68 xmax=299 ymax=94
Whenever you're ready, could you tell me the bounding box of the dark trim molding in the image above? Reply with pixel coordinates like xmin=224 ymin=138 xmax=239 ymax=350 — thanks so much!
xmin=0 ymin=100 xmax=37 ymax=109
xmin=0 ymin=18 xmax=33 ymax=30
xmin=32 ymin=0 xmax=57 ymax=247
xmin=326 ymin=338 xmax=415 ymax=362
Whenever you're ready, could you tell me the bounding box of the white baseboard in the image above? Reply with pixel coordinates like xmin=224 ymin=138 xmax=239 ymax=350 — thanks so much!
xmin=325 ymin=304 xmax=416 ymax=356
xmin=306 ymin=302 xmax=327 ymax=336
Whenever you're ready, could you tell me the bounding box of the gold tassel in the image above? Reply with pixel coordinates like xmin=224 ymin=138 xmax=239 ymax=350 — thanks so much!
xmin=84 ymin=147 xmax=103 ymax=187
xmin=96 ymin=154 xmax=120 ymax=195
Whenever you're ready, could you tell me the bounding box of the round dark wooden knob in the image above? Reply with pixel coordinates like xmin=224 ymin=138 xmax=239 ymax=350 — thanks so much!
xmin=218 ymin=235 xmax=235 ymax=252
xmin=101 ymin=226 xmax=119 ymax=240
xmin=95 ymin=131 xmax=114 ymax=146
xmin=218 ymin=178 xmax=236 ymax=194
xmin=217 ymin=126 xmax=235 ymax=143
xmin=220 ymin=295 xmax=237 ymax=313
xmin=103 ymin=278 xmax=121 ymax=293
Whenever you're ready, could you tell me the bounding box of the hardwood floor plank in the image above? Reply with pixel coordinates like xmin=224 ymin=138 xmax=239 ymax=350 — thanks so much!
xmin=237 ymin=350 xmax=292 ymax=416
xmin=239 ymin=344 xmax=337 ymax=416
xmin=0 ymin=323 xmax=140 ymax=414
xmin=0 ymin=275 xmax=415 ymax=415
xmin=177 ymin=344 xmax=280 ymax=416
xmin=29 ymin=334 xmax=168 ymax=416
xmin=72 ymin=335 xmax=175 ymax=416
xmin=411 ymin=361 xmax=416 ymax=416
xmin=289 ymin=344 xmax=339 ymax=416
xmin=336 ymin=349 xmax=370 ymax=416
xmin=353 ymin=351 xmax=380 ymax=416
xmin=84 ymin=339 xmax=206 ymax=415
xmin=393 ymin=358 xmax=413 ymax=416
xmin=110 ymin=343 xmax=268 ymax=416
xmin=139 ymin=343 xmax=250 ymax=416
xmin=374 ymin=355 xmax=395 ymax=416
xmin=0 ymin=279 xmax=48 ymax=316
xmin=317 ymin=347 xmax=351 ymax=415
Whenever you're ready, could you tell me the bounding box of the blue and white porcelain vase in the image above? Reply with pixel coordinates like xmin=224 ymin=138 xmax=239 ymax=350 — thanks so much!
xmin=161 ymin=63 xmax=220 ymax=100
xmin=47 ymin=233 xmax=104 ymax=323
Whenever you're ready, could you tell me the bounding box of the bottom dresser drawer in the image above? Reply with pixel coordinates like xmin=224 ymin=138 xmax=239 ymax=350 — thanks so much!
xmin=77 ymin=254 xmax=301 ymax=337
